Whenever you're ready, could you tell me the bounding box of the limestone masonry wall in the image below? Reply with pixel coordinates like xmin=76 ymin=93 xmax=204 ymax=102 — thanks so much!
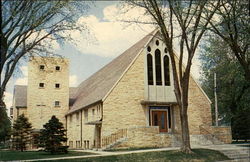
xmin=66 ymin=112 xmax=81 ymax=148
xmin=115 ymin=126 xmax=172 ymax=149
xmin=27 ymin=57 xmax=69 ymax=129
xmin=212 ymin=126 xmax=232 ymax=144
xmin=102 ymin=51 xmax=146 ymax=137
xmin=187 ymin=75 xmax=212 ymax=134
xmin=67 ymin=103 xmax=102 ymax=149
xmin=173 ymin=55 xmax=213 ymax=135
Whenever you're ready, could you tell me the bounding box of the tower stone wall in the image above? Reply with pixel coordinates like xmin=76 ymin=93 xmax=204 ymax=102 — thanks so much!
xmin=27 ymin=56 xmax=69 ymax=129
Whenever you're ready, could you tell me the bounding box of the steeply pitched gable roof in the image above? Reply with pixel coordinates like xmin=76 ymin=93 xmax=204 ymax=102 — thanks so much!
xmin=67 ymin=30 xmax=158 ymax=114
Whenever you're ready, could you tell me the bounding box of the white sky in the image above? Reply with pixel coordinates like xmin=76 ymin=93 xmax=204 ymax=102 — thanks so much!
xmin=5 ymin=1 xmax=202 ymax=114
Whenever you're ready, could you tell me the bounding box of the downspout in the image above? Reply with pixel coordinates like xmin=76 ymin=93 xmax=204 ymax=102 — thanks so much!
xmin=65 ymin=116 xmax=67 ymax=145
xmin=80 ymin=110 xmax=82 ymax=148
xmin=100 ymin=102 xmax=103 ymax=148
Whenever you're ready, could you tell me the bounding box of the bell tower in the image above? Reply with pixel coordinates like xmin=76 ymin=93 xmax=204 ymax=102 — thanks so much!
xmin=27 ymin=56 xmax=69 ymax=129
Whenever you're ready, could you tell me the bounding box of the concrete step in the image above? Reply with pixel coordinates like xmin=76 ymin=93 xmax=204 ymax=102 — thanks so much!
xmin=103 ymin=137 xmax=128 ymax=150
xmin=217 ymin=158 xmax=250 ymax=162
xmin=220 ymin=149 xmax=250 ymax=160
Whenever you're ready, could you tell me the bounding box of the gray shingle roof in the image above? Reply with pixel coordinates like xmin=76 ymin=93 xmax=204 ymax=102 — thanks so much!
xmin=14 ymin=85 xmax=27 ymax=108
xmin=68 ymin=30 xmax=157 ymax=114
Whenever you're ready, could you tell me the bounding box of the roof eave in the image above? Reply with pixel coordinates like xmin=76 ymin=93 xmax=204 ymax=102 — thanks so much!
xmin=66 ymin=100 xmax=102 ymax=116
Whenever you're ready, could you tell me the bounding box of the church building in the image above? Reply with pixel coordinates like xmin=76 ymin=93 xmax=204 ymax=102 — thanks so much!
xmin=12 ymin=30 xmax=232 ymax=150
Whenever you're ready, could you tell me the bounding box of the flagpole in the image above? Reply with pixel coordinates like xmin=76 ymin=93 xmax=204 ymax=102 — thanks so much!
xmin=214 ymin=73 xmax=218 ymax=126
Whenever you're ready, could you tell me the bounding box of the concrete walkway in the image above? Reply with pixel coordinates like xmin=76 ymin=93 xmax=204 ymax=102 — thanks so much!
xmin=22 ymin=144 xmax=249 ymax=162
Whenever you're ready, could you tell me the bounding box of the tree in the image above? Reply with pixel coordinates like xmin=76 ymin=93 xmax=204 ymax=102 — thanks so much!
xmin=12 ymin=114 xmax=32 ymax=151
xmin=126 ymin=0 xmax=220 ymax=153
xmin=39 ymin=116 xmax=67 ymax=154
xmin=0 ymin=0 xmax=89 ymax=111
xmin=0 ymin=107 xmax=11 ymax=146
xmin=207 ymin=0 xmax=250 ymax=82
xmin=200 ymin=34 xmax=250 ymax=141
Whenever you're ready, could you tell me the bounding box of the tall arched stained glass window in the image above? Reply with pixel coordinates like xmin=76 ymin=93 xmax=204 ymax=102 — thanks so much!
xmin=155 ymin=49 xmax=162 ymax=85
xmin=164 ymin=55 xmax=170 ymax=86
xmin=147 ymin=54 xmax=153 ymax=85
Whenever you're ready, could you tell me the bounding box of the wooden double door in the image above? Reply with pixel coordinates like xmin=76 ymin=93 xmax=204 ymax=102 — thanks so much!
xmin=152 ymin=111 xmax=168 ymax=132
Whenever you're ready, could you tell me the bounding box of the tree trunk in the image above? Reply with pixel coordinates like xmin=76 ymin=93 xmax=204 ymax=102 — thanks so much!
xmin=179 ymin=69 xmax=192 ymax=153
xmin=0 ymin=97 xmax=6 ymax=125
xmin=180 ymin=104 xmax=192 ymax=153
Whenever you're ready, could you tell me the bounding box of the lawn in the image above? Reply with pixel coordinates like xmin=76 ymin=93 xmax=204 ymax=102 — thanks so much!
xmin=41 ymin=149 xmax=230 ymax=162
xmin=0 ymin=150 xmax=94 ymax=161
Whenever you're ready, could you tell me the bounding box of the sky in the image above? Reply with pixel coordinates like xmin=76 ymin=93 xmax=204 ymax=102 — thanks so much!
xmin=4 ymin=1 xmax=202 ymax=113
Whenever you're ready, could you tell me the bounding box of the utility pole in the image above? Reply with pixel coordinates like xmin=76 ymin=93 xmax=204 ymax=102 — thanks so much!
xmin=214 ymin=73 xmax=218 ymax=126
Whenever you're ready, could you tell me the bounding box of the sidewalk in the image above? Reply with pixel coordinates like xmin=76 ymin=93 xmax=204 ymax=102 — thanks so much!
xmin=23 ymin=144 xmax=249 ymax=162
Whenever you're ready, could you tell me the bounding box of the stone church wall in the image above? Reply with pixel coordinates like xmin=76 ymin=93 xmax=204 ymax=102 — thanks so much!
xmin=102 ymin=51 xmax=147 ymax=137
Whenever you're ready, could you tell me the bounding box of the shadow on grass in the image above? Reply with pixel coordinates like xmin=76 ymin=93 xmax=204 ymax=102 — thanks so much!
xmin=0 ymin=150 xmax=95 ymax=161
xmin=39 ymin=149 xmax=230 ymax=162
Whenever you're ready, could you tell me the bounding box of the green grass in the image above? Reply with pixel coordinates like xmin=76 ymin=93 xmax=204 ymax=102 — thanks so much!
xmin=0 ymin=150 xmax=94 ymax=161
xmin=41 ymin=149 xmax=230 ymax=162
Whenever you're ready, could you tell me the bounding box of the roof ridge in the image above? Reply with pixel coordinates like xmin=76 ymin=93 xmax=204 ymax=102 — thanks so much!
xmin=73 ymin=30 xmax=157 ymax=99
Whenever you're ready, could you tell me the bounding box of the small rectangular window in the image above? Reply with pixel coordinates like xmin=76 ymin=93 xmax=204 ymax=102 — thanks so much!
xmin=69 ymin=141 xmax=73 ymax=148
xmin=84 ymin=141 xmax=86 ymax=149
xmin=70 ymin=115 xmax=72 ymax=122
xmin=76 ymin=112 xmax=79 ymax=120
xmin=84 ymin=110 xmax=88 ymax=121
xmin=55 ymin=83 xmax=60 ymax=88
xmin=87 ymin=140 xmax=89 ymax=149
xmin=39 ymin=83 xmax=44 ymax=88
xmin=39 ymin=65 xmax=45 ymax=70
xmin=55 ymin=66 xmax=60 ymax=71
xmin=92 ymin=109 xmax=95 ymax=116
xmin=55 ymin=101 xmax=60 ymax=107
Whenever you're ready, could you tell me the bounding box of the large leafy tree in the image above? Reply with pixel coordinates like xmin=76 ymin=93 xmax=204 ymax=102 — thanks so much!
xmin=126 ymin=0 xmax=220 ymax=153
xmin=208 ymin=0 xmax=250 ymax=82
xmin=0 ymin=0 xmax=89 ymax=110
xmin=39 ymin=116 xmax=67 ymax=154
xmin=12 ymin=114 xmax=32 ymax=151
xmin=200 ymin=34 xmax=250 ymax=140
